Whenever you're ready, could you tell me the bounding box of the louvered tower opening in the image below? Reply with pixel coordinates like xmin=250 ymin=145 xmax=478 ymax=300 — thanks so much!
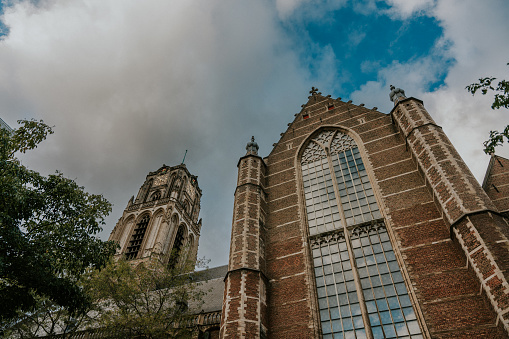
xmin=168 ymin=225 xmax=185 ymax=269
xmin=125 ymin=215 xmax=150 ymax=260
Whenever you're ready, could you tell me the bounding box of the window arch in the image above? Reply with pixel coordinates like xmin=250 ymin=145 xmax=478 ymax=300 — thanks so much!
xmin=151 ymin=191 xmax=161 ymax=201
xmin=301 ymin=129 xmax=422 ymax=339
xmin=144 ymin=179 xmax=154 ymax=202
xmin=168 ymin=225 xmax=186 ymax=270
xmin=183 ymin=200 xmax=190 ymax=214
xmin=125 ymin=214 xmax=150 ymax=260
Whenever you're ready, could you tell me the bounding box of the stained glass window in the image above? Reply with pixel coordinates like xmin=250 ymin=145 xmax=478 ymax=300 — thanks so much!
xmin=302 ymin=130 xmax=423 ymax=339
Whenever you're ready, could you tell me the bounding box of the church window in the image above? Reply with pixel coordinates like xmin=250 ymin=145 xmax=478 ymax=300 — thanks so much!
xmin=144 ymin=179 xmax=154 ymax=202
xmin=125 ymin=214 xmax=150 ymax=260
xmin=301 ymin=130 xmax=422 ymax=339
xmin=151 ymin=191 xmax=161 ymax=201
xmin=168 ymin=225 xmax=185 ymax=270
xmin=183 ymin=200 xmax=191 ymax=214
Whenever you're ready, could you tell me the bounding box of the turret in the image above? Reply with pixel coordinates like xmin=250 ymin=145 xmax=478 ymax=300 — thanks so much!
xmin=220 ymin=137 xmax=268 ymax=338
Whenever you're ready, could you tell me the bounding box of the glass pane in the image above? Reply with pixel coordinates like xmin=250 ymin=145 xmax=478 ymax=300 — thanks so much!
xmin=303 ymin=134 xmax=422 ymax=338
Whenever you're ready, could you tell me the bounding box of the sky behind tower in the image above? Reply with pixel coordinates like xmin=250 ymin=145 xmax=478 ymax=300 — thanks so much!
xmin=1 ymin=0 xmax=508 ymax=267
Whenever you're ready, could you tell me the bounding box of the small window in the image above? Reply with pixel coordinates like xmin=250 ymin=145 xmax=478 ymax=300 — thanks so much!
xmin=328 ymin=104 xmax=335 ymax=111
xmin=151 ymin=191 xmax=161 ymax=201
xmin=303 ymin=114 xmax=310 ymax=120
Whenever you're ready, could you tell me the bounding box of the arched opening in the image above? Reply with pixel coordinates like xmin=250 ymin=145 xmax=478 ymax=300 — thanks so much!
xmin=125 ymin=214 xmax=150 ymax=260
xmin=183 ymin=200 xmax=190 ymax=214
xmin=144 ymin=179 xmax=154 ymax=202
xmin=168 ymin=225 xmax=186 ymax=270
xmin=151 ymin=190 xmax=161 ymax=201
xmin=300 ymin=129 xmax=422 ymax=338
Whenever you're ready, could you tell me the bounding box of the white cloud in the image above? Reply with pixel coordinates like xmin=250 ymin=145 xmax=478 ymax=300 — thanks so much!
xmin=275 ymin=0 xmax=308 ymax=19
xmin=0 ymin=0 xmax=317 ymax=267
xmin=351 ymin=0 xmax=509 ymax=181
xmin=274 ymin=0 xmax=348 ymax=21
xmin=2 ymin=0 xmax=508 ymax=268
xmin=383 ymin=0 xmax=435 ymax=19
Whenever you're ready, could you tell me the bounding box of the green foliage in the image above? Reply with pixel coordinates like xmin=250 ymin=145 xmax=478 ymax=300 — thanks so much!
xmin=3 ymin=294 xmax=90 ymax=338
xmin=83 ymin=258 xmax=208 ymax=338
xmin=466 ymin=63 xmax=509 ymax=154
xmin=0 ymin=120 xmax=117 ymax=327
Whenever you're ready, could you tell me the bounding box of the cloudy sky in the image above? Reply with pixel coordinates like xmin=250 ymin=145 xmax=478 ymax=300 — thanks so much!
xmin=1 ymin=0 xmax=508 ymax=267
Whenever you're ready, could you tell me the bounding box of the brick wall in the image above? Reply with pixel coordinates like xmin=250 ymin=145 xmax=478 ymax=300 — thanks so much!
xmin=392 ymin=97 xmax=509 ymax=334
xmin=484 ymin=155 xmax=509 ymax=215
xmin=223 ymin=92 xmax=509 ymax=338
xmin=221 ymin=155 xmax=269 ymax=338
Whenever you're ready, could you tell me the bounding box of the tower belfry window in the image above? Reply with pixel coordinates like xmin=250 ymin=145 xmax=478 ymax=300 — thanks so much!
xmin=125 ymin=215 xmax=150 ymax=260
xmin=301 ymin=130 xmax=423 ymax=339
xmin=168 ymin=225 xmax=185 ymax=270
xmin=151 ymin=191 xmax=161 ymax=201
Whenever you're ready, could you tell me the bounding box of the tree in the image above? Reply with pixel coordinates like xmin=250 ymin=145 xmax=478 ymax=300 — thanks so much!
xmin=466 ymin=63 xmax=509 ymax=154
xmin=0 ymin=120 xmax=118 ymax=327
xmin=82 ymin=257 xmax=208 ymax=338
xmin=3 ymin=295 xmax=91 ymax=338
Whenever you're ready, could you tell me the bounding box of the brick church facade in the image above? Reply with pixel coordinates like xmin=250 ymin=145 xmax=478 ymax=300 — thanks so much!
xmin=220 ymin=87 xmax=509 ymax=338
xmin=110 ymin=87 xmax=509 ymax=338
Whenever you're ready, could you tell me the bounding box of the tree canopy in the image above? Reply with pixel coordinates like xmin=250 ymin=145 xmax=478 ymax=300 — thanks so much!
xmin=466 ymin=63 xmax=509 ymax=154
xmin=0 ymin=120 xmax=117 ymax=326
xmin=82 ymin=258 xmax=208 ymax=338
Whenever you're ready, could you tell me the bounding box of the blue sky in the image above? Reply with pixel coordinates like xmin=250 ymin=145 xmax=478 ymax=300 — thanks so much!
xmin=286 ymin=4 xmax=447 ymax=94
xmin=0 ymin=0 xmax=508 ymax=267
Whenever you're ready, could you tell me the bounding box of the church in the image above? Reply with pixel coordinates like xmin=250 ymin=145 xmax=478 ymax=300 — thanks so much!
xmin=109 ymin=87 xmax=509 ymax=338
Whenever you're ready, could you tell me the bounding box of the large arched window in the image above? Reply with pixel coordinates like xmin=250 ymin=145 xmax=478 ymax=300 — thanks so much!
xmin=125 ymin=214 xmax=150 ymax=260
xmin=168 ymin=225 xmax=186 ymax=270
xmin=301 ymin=130 xmax=422 ymax=339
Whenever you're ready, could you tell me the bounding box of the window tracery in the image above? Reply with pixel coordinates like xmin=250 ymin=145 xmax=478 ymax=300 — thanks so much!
xmin=151 ymin=191 xmax=161 ymax=201
xmin=301 ymin=129 xmax=423 ymax=339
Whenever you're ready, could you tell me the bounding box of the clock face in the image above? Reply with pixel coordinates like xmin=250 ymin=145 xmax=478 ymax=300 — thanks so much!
xmin=154 ymin=173 xmax=169 ymax=186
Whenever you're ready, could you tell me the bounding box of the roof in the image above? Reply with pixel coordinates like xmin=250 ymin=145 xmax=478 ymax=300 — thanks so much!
xmin=0 ymin=117 xmax=13 ymax=132
xmin=482 ymin=154 xmax=509 ymax=189
xmin=191 ymin=265 xmax=228 ymax=313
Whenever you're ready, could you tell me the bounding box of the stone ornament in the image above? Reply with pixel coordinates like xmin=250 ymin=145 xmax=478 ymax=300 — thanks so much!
xmin=301 ymin=130 xmax=357 ymax=165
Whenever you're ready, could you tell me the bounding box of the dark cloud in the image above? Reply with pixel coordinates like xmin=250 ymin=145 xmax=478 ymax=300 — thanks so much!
xmin=1 ymin=0 xmax=508 ymax=267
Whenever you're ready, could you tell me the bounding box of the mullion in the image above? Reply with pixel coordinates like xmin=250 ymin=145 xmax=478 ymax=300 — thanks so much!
xmin=345 ymin=150 xmax=363 ymax=225
xmin=304 ymin=132 xmax=423 ymax=339
xmin=376 ymin=228 xmax=415 ymax=338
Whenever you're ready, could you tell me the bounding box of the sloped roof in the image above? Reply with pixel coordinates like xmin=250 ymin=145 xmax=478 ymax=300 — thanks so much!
xmin=191 ymin=265 xmax=227 ymax=313
xmin=482 ymin=154 xmax=509 ymax=189
xmin=0 ymin=117 xmax=13 ymax=132
xmin=268 ymin=89 xmax=385 ymax=157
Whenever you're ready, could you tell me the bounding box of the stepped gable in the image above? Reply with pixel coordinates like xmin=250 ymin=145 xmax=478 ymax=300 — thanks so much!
xmin=268 ymin=87 xmax=386 ymax=157
xmin=483 ymin=154 xmax=509 ymax=216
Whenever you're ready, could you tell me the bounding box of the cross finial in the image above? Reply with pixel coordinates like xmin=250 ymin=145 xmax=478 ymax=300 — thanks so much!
xmin=310 ymin=86 xmax=319 ymax=95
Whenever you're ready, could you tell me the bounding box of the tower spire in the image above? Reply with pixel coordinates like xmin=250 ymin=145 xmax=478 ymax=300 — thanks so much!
xmin=181 ymin=150 xmax=188 ymax=164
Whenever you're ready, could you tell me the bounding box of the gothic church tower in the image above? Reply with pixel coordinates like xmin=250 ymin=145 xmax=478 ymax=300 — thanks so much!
xmin=108 ymin=164 xmax=202 ymax=267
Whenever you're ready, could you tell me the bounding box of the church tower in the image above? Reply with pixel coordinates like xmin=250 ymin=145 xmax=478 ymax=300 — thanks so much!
xmin=221 ymin=87 xmax=509 ymax=338
xmin=108 ymin=164 xmax=202 ymax=268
